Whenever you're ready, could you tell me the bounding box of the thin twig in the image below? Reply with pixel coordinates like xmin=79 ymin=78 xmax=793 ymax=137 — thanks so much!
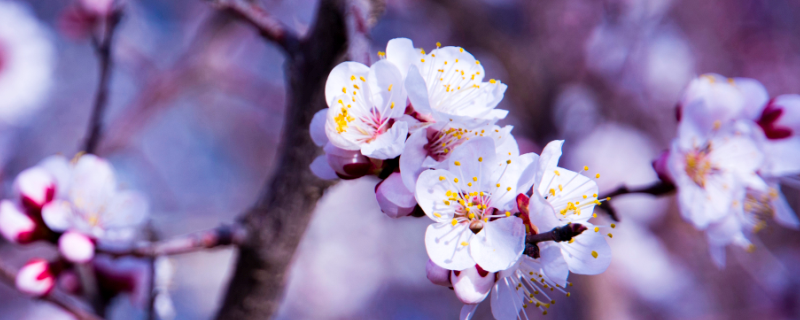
xmin=83 ymin=11 xmax=122 ymax=154
xmin=210 ymin=0 xmax=300 ymax=54
xmin=596 ymin=180 xmax=676 ymax=221
xmin=97 ymin=224 xmax=247 ymax=258
xmin=0 ymin=258 xmax=104 ymax=320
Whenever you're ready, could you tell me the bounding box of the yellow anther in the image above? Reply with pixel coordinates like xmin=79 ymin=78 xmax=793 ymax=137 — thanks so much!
xmin=583 ymin=166 xmax=589 ymax=171
xmin=472 ymin=177 xmax=478 ymax=182
xmin=566 ymin=292 xmax=571 ymax=297
xmin=489 ymin=79 xmax=496 ymax=84
xmin=342 ymin=87 xmax=347 ymax=93
xmin=583 ymin=195 xmax=588 ymax=199
xmin=568 ymin=238 xmax=575 ymax=244
xmin=377 ymin=51 xmax=386 ymax=57
xmin=592 ymin=193 xmax=598 ymax=197
xmin=388 ymin=84 xmax=393 ymax=92
xmin=608 ymin=233 xmax=613 ymax=238
xmin=594 ymin=227 xmax=600 ymax=232
xmin=454 ymin=178 xmax=459 ymax=183
xmin=467 ymin=183 xmax=472 ymax=187
xmin=454 ymin=161 xmax=461 ymax=166
xmin=595 ymin=173 xmax=600 ymax=178
xmin=496 ymin=183 xmax=501 ymax=187
xmin=360 ymin=76 xmax=365 ymax=81
xmin=475 ymin=60 xmax=480 ymax=64
xmin=452 ymin=219 xmax=458 ymax=226
xmin=436 ymin=42 xmax=441 ymax=47
xmin=433 ymin=212 xmax=442 ymax=218
xmin=505 ymin=211 xmax=511 ymax=217
xmin=461 ymin=241 xmax=468 ymax=246
xmin=506 ymin=187 xmax=512 ymax=191
xmin=478 ymin=157 xmax=483 ymax=162
xmin=610 ymin=223 xmax=616 ymax=228
xmin=549 ymin=188 xmax=556 ymax=196
xmin=468 ymin=213 xmax=475 ymax=219
xmin=390 ymin=102 xmax=395 ymax=109
xmin=439 ymin=176 xmax=446 ymax=181
xmin=591 ymin=251 xmax=598 ymax=258
xmin=506 ymin=159 xmax=511 ymax=164
xmin=554 ymin=170 xmax=561 ymax=176
xmin=460 ymin=48 xmax=464 ymax=52
xmin=421 ymin=58 xmax=425 ymax=62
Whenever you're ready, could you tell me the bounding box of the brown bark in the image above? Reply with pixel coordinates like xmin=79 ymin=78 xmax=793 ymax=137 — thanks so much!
xmin=213 ymin=0 xmax=351 ymax=318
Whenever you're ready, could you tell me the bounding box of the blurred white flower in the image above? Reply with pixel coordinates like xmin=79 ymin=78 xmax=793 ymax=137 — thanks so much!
xmin=16 ymin=259 xmax=55 ymax=297
xmin=0 ymin=0 xmax=54 ymax=124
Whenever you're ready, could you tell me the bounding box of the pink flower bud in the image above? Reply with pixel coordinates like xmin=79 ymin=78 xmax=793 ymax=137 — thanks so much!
xmin=425 ymin=259 xmax=451 ymax=287
xmin=13 ymin=167 xmax=55 ymax=211
xmin=59 ymin=231 xmax=95 ymax=263
xmin=16 ymin=259 xmax=55 ymax=297
xmin=0 ymin=200 xmax=47 ymax=244
xmin=374 ymin=172 xmax=416 ymax=218
xmin=323 ymin=143 xmax=373 ymax=179
xmin=652 ymin=150 xmax=673 ymax=184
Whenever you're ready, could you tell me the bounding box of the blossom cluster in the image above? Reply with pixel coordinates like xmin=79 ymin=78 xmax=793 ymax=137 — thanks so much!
xmin=659 ymin=74 xmax=800 ymax=267
xmin=311 ymin=38 xmax=613 ymax=319
xmin=0 ymin=154 xmax=150 ymax=300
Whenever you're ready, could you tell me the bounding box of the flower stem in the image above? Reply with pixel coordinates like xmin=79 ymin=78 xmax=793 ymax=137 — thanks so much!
xmin=83 ymin=11 xmax=122 ymax=154
xmin=596 ymin=180 xmax=676 ymax=221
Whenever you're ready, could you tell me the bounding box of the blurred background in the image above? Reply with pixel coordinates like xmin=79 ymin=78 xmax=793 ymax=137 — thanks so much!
xmin=2 ymin=0 xmax=800 ymax=319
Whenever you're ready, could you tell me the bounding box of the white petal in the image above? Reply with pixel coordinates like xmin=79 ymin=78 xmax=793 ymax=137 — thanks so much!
xmin=425 ymin=222 xmax=475 ymax=271
xmin=71 ymin=154 xmax=117 ymax=213
xmin=0 ymin=200 xmax=36 ymax=243
xmin=733 ymin=77 xmax=769 ymax=120
xmin=534 ymin=140 xmax=564 ymax=196
xmin=761 ymin=136 xmax=800 ymax=176
xmin=470 ymin=217 xmax=525 ymax=272
xmin=104 ymin=190 xmax=149 ymax=232
xmin=324 ymin=98 xmax=361 ymax=151
xmin=490 ymin=277 xmax=524 ymax=320
xmin=405 ymin=65 xmax=432 ymax=115
xmin=367 ymin=59 xmax=407 ymax=119
xmin=452 ymin=266 xmax=493 ymax=304
xmin=360 ymin=121 xmax=408 ymax=160
xmin=709 ymin=244 xmax=726 ymax=269
xmin=447 ymin=137 xmax=496 ymax=189
xmin=527 ymin=193 xmax=561 ymax=232
xmin=41 ymin=200 xmax=73 ymax=232
xmin=559 ymin=222 xmax=611 ymax=275
xmin=771 ymin=94 xmax=800 ymax=131
xmin=16 ymin=259 xmax=54 ymax=297
xmin=399 ymin=128 xmax=430 ymax=191
xmin=59 ymin=231 xmax=95 ymax=263
xmin=773 ymin=188 xmax=799 ymax=229
xmin=310 ymin=109 xmax=329 ymax=147
xmin=13 ymin=166 xmax=55 ymax=209
xmin=539 ymin=242 xmax=569 ymax=287
xmin=324 ymin=61 xmax=370 ymax=108
xmin=385 ymin=37 xmax=419 ymax=78
xmin=310 ymin=155 xmax=338 ymax=180
xmin=375 ymin=172 xmax=417 ymax=218
xmin=460 ymin=303 xmax=479 ymax=320
xmin=415 ymin=169 xmax=459 ymax=222
xmin=38 ymin=155 xmax=72 ymax=198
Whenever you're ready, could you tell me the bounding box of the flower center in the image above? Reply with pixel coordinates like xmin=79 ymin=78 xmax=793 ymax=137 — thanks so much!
xmin=684 ymin=147 xmax=713 ymax=187
xmin=425 ymin=127 xmax=471 ymax=161
xmin=744 ymin=188 xmax=779 ymax=233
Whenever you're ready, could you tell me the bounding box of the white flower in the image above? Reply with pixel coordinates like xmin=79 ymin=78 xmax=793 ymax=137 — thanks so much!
xmin=520 ymin=140 xmax=612 ymax=275
xmin=33 ymin=154 xmax=149 ymax=262
xmin=415 ymin=137 xmax=530 ymax=272
xmin=384 ymin=38 xmax=508 ymax=127
xmin=0 ymin=1 xmax=54 ymax=124
xmin=323 ymin=60 xmax=409 ymax=160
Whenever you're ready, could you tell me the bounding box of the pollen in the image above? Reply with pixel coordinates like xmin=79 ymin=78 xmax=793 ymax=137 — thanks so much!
xmin=489 ymin=79 xmax=496 ymax=84
xmin=594 ymin=227 xmax=599 ymax=232
xmin=461 ymin=241 xmax=468 ymax=246
xmin=454 ymin=161 xmax=461 ymax=166
xmin=350 ymin=75 xmax=355 ymax=81
xmin=608 ymin=233 xmax=613 ymax=238
xmin=390 ymin=102 xmax=395 ymax=109
xmin=610 ymin=223 xmax=616 ymax=228
xmin=468 ymin=213 xmax=475 ymax=219
xmin=478 ymin=157 xmax=483 ymax=162
xmin=472 ymin=177 xmax=478 ymax=181
xmin=454 ymin=178 xmax=459 ymax=183
xmin=436 ymin=41 xmax=441 ymax=47
xmin=505 ymin=211 xmax=511 ymax=217
xmin=378 ymin=51 xmax=386 ymax=57
xmin=421 ymin=58 xmax=426 ymax=62
xmin=595 ymin=174 xmax=600 ymax=178
xmin=583 ymin=166 xmax=589 ymax=171
xmin=452 ymin=219 xmax=458 ymax=226
xmin=388 ymin=84 xmax=393 ymax=92
xmin=506 ymin=187 xmax=512 ymax=191
xmin=467 ymin=183 xmax=472 ymax=187
xmin=496 ymin=183 xmax=501 ymax=187
xmin=360 ymin=76 xmax=365 ymax=81
xmin=439 ymin=176 xmax=446 ymax=181
xmin=591 ymin=251 xmax=598 ymax=259
xmin=506 ymin=159 xmax=511 ymax=164
xmin=554 ymin=170 xmax=560 ymax=176
xmin=433 ymin=212 xmax=442 ymax=218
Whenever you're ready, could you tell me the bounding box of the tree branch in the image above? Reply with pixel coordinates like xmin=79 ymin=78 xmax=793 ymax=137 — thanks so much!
xmin=596 ymin=180 xmax=676 ymax=221
xmin=0 ymin=258 xmax=103 ymax=320
xmin=210 ymin=0 xmax=300 ymax=54
xmin=83 ymin=11 xmax=122 ymax=154
xmin=96 ymin=224 xmax=247 ymax=258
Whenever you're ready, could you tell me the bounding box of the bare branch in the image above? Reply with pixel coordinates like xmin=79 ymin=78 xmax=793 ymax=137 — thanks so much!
xmin=596 ymin=181 xmax=676 ymax=221
xmin=210 ymin=0 xmax=300 ymax=54
xmin=97 ymin=224 xmax=247 ymax=258
xmin=0 ymin=258 xmax=104 ymax=320
xmin=83 ymin=11 xmax=123 ymax=154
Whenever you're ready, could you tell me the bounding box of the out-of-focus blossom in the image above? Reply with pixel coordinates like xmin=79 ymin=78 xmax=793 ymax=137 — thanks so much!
xmin=425 ymin=258 xmax=451 ymax=287
xmin=79 ymin=0 xmax=114 ymax=17
xmin=0 ymin=166 xmax=58 ymax=244
xmin=153 ymin=257 xmax=176 ymax=320
xmin=452 ymin=265 xmax=494 ymax=305
xmin=0 ymin=0 xmax=54 ymax=125
xmin=374 ymin=172 xmax=416 ymax=218
xmin=94 ymin=255 xmax=151 ymax=308
xmin=16 ymin=259 xmax=56 ymax=297
xmin=385 ymin=38 xmax=508 ymax=126
xmin=415 ymin=137 xmax=528 ymax=272
xmin=667 ymin=74 xmax=800 ymax=266
xmin=323 ymin=60 xmax=409 ymax=160
xmin=35 ymin=154 xmax=148 ymax=262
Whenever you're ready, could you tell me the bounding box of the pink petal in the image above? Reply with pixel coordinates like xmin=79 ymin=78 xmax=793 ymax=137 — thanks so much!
xmin=16 ymin=259 xmax=55 ymax=297
xmin=425 ymin=259 xmax=451 ymax=287
xmin=0 ymin=200 xmax=39 ymax=244
xmin=13 ymin=167 xmax=55 ymax=210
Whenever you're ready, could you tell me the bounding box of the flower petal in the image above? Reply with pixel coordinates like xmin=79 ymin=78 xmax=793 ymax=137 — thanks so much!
xmin=534 ymin=140 xmax=564 ymax=197
xmin=324 ymin=61 xmax=369 ymax=108
xmin=41 ymin=200 xmax=73 ymax=233
xmin=733 ymin=77 xmax=769 ymax=120
xmin=13 ymin=166 xmax=55 ymax=210
xmin=385 ymin=37 xmax=419 ymax=79
xmin=38 ymin=155 xmax=72 ymax=198
xmin=367 ymin=59 xmax=407 ymax=119
xmin=360 ymin=120 xmax=408 ymax=159
xmin=310 ymin=109 xmax=329 ymax=147
xmin=426 ymin=259 xmax=451 ymax=286
xmin=539 ymin=242 xmax=569 ymax=287
xmin=71 ymin=154 xmax=117 ymax=212
xmin=425 ymin=222 xmax=475 ymax=271
xmin=460 ymin=303 xmax=479 ymax=320
xmin=416 ymin=169 xmax=459 ymax=222
xmin=452 ymin=266 xmax=493 ymax=304
xmin=16 ymin=259 xmax=54 ymax=297
xmin=399 ymin=128 xmax=430 ymax=191
xmin=490 ymin=276 xmax=524 ymax=320
xmin=59 ymin=231 xmax=95 ymax=263
xmin=310 ymin=155 xmax=338 ymax=180
xmin=470 ymin=217 xmax=525 ymax=272
xmin=558 ymin=222 xmax=611 ymax=275
xmin=405 ymin=64 xmax=432 ymax=115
